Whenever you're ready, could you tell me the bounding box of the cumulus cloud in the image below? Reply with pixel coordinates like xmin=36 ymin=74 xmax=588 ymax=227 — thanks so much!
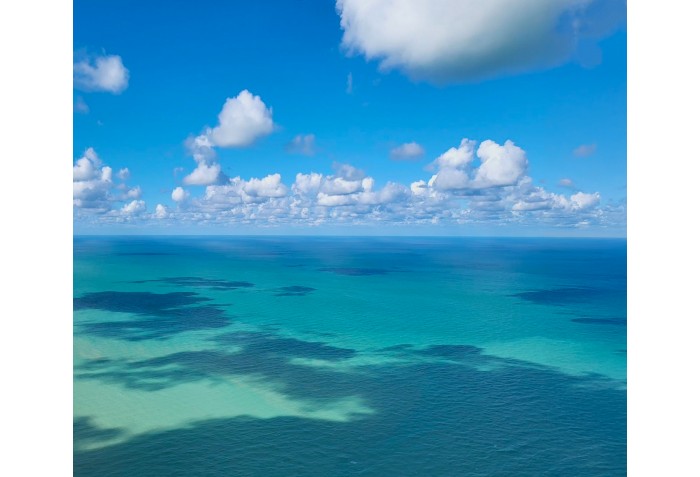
xmin=154 ymin=204 xmax=168 ymax=219
xmin=74 ymin=54 xmax=129 ymax=93
xmin=390 ymin=142 xmax=425 ymax=161
xmin=73 ymin=148 xmax=144 ymax=214
xmin=243 ymin=174 xmax=288 ymax=198
xmin=183 ymin=161 xmax=226 ymax=186
xmin=121 ymin=200 xmax=146 ymax=215
xmin=431 ymin=139 xmax=476 ymax=170
xmin=428 ymin=138 xmax=527 ymax=191
xmin=336 ymin=0 xmax=625 ymax=82
xmin=286 ymin=134 xmax=317 ymax=156
xmin=180 ymin=90 xmax=274 ymax=186
xmin=172 ymin=187 xmax=190 ymax=203
xmin=573 ymin=143 xmax=597 ymax=157
xmin=76 ymin=137 xmax=620 ymax=231
xmin=203 ymin=90 xmax=274 ymax=148
xmin=117 ymin=168 xmax=130 ymax=180
xmin=472 ymin=140 xmax=528 ymax=188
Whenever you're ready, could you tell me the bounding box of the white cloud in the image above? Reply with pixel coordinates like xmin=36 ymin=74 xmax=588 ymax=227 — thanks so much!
xmin=293 ymin=173 xmax=323 ymax=196
xmin=73 ymin=148 xmax=143 ymax=213
xmin=74 ymin=54 xmax=129 ymax=93
xmin=346 ymin=72 xmax=353 ymax=94
xmin=154 ymin=204 xmax=168 ymax=219
xmin=121 ymin=200 xmax=146 ymax=215
xmin=180 ymin=90 xmax=274 ymax=187
xmin=171 ymin=187 xmax=189 ymax=203
xmin=118 ymin=168 xmax=130 ymax=180
xmin=203 ymin=90 xmax=274 ymax=148
xmin=126 ymin=186 xmax=142 ymax=199
xmin=569 ymin=191 xmax=600 ymax=210
xmin=336 ymin=0 xmax=625 ymax=82
xmin=573 ymin=143 xmax=597 ymax=157
xmin=390 ymin=142 xmax=425 ymax=161
xmin=431 ymin=138 xmax=475 ymax=169
xmin=183 ymin=162 xmax=226 ymax=186
xmin=472 ymin=139 xmax=528 ymax=188
xmin=428 ymin=168 xmax=470 ymax=191
xmin=286 ymin=134 xmax=317 ymax=156
xmin=75 ymin=137 xmax=619 ymax=231
xmin=428 ymin=138 xmax=527 ymax=190
xmin=243 ymin=174 xmax=288 ymax=198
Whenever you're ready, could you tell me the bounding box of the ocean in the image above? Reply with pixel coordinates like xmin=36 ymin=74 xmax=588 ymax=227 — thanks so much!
xmin=74 ymin=236 xmax=626 ymax=476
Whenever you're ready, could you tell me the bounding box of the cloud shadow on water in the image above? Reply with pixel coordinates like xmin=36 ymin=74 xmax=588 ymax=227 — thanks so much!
xmin=273 ymin=286 xmax=316 ymax=297
xmin=319 ymin=267 xmax=389 ymax=276
xmin=511 ymin=287 xmax=623 ymax=306
xmin=74 ymin=332 xmax=626 ymax=476
xmin=131 ymin=277 xmax=255 ymax=291
xmin=74 ymin=291 xmax=234 ymax=341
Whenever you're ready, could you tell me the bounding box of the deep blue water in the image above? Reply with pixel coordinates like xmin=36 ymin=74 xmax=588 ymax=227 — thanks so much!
xmin=74 ymin=236 xmax=626 ymax=476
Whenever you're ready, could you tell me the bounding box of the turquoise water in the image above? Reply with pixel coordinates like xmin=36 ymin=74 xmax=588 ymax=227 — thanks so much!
xmin=74 ymin=236 xmax=626 ymax=476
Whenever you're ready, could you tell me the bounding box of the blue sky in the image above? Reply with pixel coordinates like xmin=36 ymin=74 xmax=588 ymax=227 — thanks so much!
xmin=73 ymin=0 xmax=627 ymax=236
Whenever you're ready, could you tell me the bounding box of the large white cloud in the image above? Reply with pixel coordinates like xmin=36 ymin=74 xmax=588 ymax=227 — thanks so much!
xmin=336 ymin=0 xmax=625 ymax=82
xmin=204 ymin=90 xmax=274 ymax=148
xmin=74 ymin=54 xmax=129 ymax=93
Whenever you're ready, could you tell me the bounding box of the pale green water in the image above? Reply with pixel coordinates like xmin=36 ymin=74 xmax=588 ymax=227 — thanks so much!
xmin=74 ymin=236 xmax=626 ymax=475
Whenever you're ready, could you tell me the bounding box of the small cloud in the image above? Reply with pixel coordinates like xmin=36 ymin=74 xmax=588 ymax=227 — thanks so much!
xmin=117 ymin=168 xmax=130 ymax=180
xmin=74 ymin=53 xmax=129 ymax=94
xmin=154 ymin=204 xmax=168 ymax=219
xmin=558 ymin=178 xmax=575 ymax=188
xmin=74 ymin=96 xmax=89 ymax=114
xmin=573 ymin=143 xmax=597 ymax=157
xmin=346 ymin=73 xmax=353 ymax=94
xmin=390 ymin=142 xmax=425 ymax=161
xmin=286 ymin=134 xmax=317 ymax=156
xmin=171 ymin=187 xmax=189 ymax=203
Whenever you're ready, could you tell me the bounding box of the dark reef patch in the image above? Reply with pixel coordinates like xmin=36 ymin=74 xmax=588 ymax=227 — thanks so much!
xmin=131 ymin=277 xmax=255 ymax=291
xmin=319 ymin=267 xmax=389 ymax=276
xmin=572 ymin=317 xmax=627 ymax=326
xmin=74 ymin=291 xmax=233 ymax=341
xmin=74 ymin=417 xmax=125 ymax=446
xmin=74 ymin=342 xmax=627 ymax=477
xmin=511 ymin=287 xmax=619 ymax=306
xmin=274 ymin=286 xmax=316 ymax=297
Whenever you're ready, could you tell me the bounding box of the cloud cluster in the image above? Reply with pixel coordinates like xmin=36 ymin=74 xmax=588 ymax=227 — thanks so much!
xmin=74 ymin=138 xmax=623 ymax=231
xmin=74 ymin=54 xmax=129 ymax=93
xmin=336 ymin=0 xmax=626 ymax=82
xmin=73 ymin=148 xmax=144 ymax=218
xmin=143 ymin=138 xmax=620 ymax=230
xmin=428 ymin=139 xmax=528 ymax=191
xmin=182 ymin=90 xmax=275 ymax=186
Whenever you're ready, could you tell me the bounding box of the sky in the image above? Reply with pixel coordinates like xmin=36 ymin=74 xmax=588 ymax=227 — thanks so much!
xmin=73 ymin=0 xmax=627 ymax=236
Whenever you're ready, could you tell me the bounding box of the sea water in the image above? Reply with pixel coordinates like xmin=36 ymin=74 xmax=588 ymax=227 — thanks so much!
xmin=74 ymin=236 xmax=626 ymax=476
